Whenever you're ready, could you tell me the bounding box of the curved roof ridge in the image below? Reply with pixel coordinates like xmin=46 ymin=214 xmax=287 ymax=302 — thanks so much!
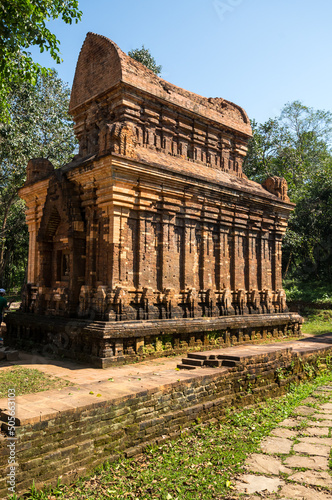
xmin=69 ymin=32 xmax=251 ymax=136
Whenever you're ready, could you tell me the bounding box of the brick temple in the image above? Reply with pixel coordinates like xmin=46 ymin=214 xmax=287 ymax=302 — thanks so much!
xmin=6 ymin=33 xmax=302 ymax=367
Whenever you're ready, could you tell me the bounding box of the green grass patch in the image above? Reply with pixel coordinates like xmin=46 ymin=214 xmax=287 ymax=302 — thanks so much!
xmin=0 ymin=366 xmax=71 ymax=397
xmin=301 ymin=308 xmax=332 ymax=336
xmin=283 ymin=278 xmax=332 ymax=336
xmin=12 ymin=371 xmax=332 ymax=500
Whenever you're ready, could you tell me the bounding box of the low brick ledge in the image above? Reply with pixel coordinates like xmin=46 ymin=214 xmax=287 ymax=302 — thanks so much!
xmin=6 ymin=312 xmax=302 ymax=338
xmin=0 ymin=333 xmax=331 ymax=498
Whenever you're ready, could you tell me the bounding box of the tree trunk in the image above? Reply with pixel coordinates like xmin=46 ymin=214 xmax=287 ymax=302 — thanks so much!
xmin=283 ymin=251 xmax=293 ymax=279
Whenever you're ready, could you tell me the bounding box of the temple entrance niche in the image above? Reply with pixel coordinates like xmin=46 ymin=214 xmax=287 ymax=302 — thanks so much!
xmin=48 ymin=208 xmax=70 ymax=285
xmin=36 ymin=177 xmax=86 ymax=317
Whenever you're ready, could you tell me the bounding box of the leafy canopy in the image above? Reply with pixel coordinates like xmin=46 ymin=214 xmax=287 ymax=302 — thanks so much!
xmin=0 ymin=70 xmax=77 ymax=288
xmin=128 ymin=45 xmax=162 ymax=75
xmin=243 ymin=100 xmax=332 ymax=282
xmin=0 ymin=0 xmax=82 ymax=119
xmin=244 ymin=101 xmax=332 ymax=201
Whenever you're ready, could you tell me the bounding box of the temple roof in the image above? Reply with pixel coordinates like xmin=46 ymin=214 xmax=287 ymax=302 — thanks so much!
xmin=69 ymin=32 xmax=252 ymax=137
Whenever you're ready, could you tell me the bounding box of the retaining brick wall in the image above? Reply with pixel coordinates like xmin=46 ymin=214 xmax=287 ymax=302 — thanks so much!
xmin=0 ymin=346 xmax=331 ymax=499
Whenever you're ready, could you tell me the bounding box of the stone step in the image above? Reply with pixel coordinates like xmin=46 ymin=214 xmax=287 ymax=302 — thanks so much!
xmin=187 ymin=352 xmax=241 ymax=362
xmin=180 ymin=351 xmax=241 ymax=370
xmin=187 ymin=353 xmax=209 ymax=361
xmin=204 ymin=359 xmax=223 ymax=368
xmin=181 ymin=358 xmax=204 ymax=367
xmin=220 ymin=359 xmax=238 ymax=367
xmin=204 ymin=359 xmax=237 ymax=368
xmin=176 ymin=363 xmax=197 ymax=370
xmin=180 ymin=355 xmax=239 ymax=370
xmin=217 ymin=354 xmax=241 ymax=362
xmin=0 ymin=348 xmax=20 ymax=361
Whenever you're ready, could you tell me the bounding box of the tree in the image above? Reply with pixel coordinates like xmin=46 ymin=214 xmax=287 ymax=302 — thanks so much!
xmin=243 ymin=118 xmax=282 ymax=183
xmin=282 ymin=165 xmax=332 ymax=281
xmin=0 ymin=0 xmax=82 ymax=119
xmin=243 ymin=101 xmax=332 ymax=282
xmin=128 ymin=45 xmax=162 ymax=75
xmin=0 ymin=70 xmax=77 ymax=288
xmin=244 ymin=101 xmax=332 ymax=200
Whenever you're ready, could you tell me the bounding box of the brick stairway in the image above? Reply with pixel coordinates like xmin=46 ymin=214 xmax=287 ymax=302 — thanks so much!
xmin=177 ymin=351 xmax=240 ymax=370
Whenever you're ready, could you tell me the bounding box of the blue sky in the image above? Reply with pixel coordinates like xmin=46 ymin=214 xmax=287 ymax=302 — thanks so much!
xmin=29 ymin=0 xmax=332 ymax=124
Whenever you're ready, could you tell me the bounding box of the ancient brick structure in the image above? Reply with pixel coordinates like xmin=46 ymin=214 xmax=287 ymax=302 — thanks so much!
xmin=6 ymin=33 xmax=302 ymax=366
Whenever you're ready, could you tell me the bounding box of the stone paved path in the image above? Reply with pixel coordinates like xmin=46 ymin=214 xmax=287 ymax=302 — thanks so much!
xmin=234 ymin=384 xmax=332 ymax=499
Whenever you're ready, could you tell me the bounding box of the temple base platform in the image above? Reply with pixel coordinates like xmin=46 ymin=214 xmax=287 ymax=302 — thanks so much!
xmin=5 ymin=312 xmax=303 ymax=368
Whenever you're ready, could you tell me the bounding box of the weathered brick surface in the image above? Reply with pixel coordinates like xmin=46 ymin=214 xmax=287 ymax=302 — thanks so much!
xmin=0 ymin=346 xmax=331 ymax=498
xmin=8 ymin=32 xmax=301 ymax=366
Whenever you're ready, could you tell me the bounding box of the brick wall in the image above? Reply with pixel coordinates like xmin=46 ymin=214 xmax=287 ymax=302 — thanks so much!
xmin=0 ymin=347 xmax=331 ymax=498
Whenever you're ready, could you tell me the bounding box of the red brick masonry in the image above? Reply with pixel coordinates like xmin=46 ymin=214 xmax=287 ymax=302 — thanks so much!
xmin=0 ymin=334 xmax=331 ymax=498
xmin=6 ymin=33 xmax=301 ymax=365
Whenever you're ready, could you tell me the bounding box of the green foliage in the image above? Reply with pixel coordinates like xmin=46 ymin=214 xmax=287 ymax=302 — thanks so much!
xmin=283 ymin=170 xmax=332 ymax=281
xmin=128 ymin=45 xmax=162 ymax=75
xmin=244 ymin=101 xmax=332 ymax=283
xmin=0 ymin=0 xmax=82 ymax=119
xmin=283 ymin=279 xmax=332 ymax=303
xmin=244 ymin=101 xmax=332 ymax=199
xmin=275 ymin=367 xmax=285 ymax=382
xmin=0 ymin=70 xmax=77 ymax=289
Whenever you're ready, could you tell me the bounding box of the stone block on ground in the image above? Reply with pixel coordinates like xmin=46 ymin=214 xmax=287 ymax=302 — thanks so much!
xmin=278 ymin=417 xmax=304 ymax=428
xmin=298 ymin=436 xmax=332 ymax=447
xmin=293 ymin=442 xmax=330 ymax=457
xmin=300 ymin=426 xmax=330 ymax=436
xmin=235 ymin=474 xmax=284 ymax=494
xmin=284 ymin=454 xmax=329 ymax=470
xmin=260 ymin=436 xmax=292 ymax=454
xmin=245 ymin=453 xmax=292 ymax=475
xmin=320 ymin=402 xmax=332 ymax=410
xmin=293 ymin=406 xmax=316 ymax=416
xmin=279 ymin=483 xmax=332 ymax=500
xmin=270 ymin=427 xmax=297 ymax=438
xmin=288 ymin=470 xmax=332 ymax=488
xmin=302 ymin=397 xmax=318 ymax=405
xmin=5 ymin=350 xmax=20 ymax=361
xmin=306 ymin=419 xmax=332 ymax=427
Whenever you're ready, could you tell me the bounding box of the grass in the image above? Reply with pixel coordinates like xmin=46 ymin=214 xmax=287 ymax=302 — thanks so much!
xmin=11 ymin=370 xmax=332 ymax=500
xmin=282 ymin=278 xmax=332 ymax=337
xmin=0 ymin=366 xmax=71 ymax=398
xmin=301 ymin=308 xmax=332 ymax=336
